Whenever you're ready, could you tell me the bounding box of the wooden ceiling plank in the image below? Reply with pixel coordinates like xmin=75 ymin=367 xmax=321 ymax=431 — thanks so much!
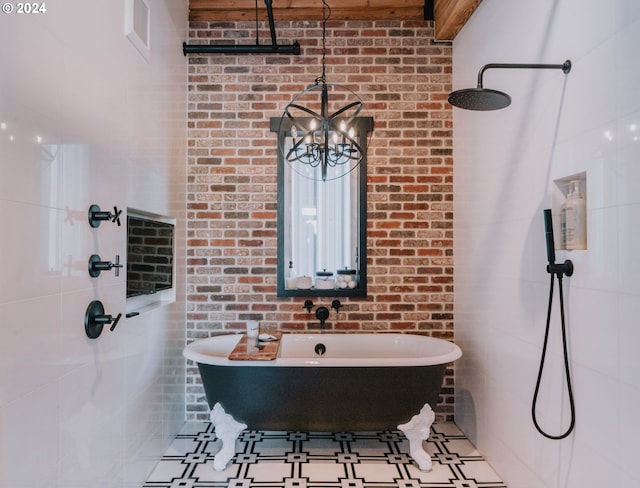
xmin=189 ymin=0 xmax=426 ymax=22
xmin=191 ymin=0 xmax=422 ymax=9
xmin=189 ymin=0 xmax=479 ymax=37
xmin=190 ymin=7 xmax=425 ymax=22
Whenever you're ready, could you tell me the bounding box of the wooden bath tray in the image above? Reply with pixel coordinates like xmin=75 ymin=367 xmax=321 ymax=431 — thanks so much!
xmin=228 ymin=332 xmax=282 ymax=361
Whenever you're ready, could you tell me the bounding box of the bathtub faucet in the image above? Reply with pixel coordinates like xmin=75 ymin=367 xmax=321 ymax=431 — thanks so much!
xmin=315 ymin=306 xmax=330 ymax=330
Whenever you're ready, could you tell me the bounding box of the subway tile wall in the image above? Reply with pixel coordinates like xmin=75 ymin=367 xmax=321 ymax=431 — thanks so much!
xmin=0 ymin=1 xmax=188 ymax=486
xmin=452 ymin=0 xmax=640 ymax=486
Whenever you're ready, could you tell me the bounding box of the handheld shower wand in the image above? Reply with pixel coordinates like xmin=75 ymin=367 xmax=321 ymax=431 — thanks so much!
xmin=543 ymin=209 xmax=573 ymax=277
xmin=544 ymin=208 xmax=556 ymax=264
xmin=532 ymin=209 xmax=575 ymax=439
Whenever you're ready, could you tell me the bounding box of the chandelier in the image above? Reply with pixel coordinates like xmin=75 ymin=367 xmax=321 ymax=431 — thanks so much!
xmin=278 ymin=0 xmax=368 ymax=181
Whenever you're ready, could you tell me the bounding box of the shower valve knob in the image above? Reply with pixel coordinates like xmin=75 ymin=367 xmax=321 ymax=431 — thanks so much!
xmin=84 ymin=300 xmax=123 ymax=339
xmin=88 ymin=204 xmax=122 ymax=227
xmin=108 ymin=313 xmax=122 ymax=331
xmin=303 ymin=300 xmax=314 ymax=312
xmin=88 ymin=254 xmax=123 ymax=277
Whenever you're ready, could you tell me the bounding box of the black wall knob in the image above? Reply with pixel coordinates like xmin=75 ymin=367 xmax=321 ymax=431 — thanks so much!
xmin=88 ymin=254 xmax=123 ymax=277
xmin=84 ymin=300 xmax=122 ymax=339
xmin=88 ymin=204 xmax=122 ymax=227
xmin=315 ymin=306 xmax=330 ymax=322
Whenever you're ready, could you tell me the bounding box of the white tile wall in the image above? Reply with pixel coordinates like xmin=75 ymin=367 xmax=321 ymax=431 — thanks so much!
xmin=453 ymin=0 xmax=640 ymax=486
xmin=0 ymin=1 xmax=188 ymax=486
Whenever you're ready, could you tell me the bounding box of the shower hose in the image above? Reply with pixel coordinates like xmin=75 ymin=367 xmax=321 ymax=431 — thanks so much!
xmin=531 ymin=271 xmax=576 ymax=439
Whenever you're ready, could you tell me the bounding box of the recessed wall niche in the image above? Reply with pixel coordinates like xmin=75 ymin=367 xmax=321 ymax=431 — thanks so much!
xmin=552 ymin=172 xmax=587 ymax=251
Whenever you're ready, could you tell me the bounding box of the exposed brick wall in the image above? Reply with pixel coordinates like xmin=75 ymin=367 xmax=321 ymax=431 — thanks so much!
xmin=186 ymin=19 xmax=453 ymax=420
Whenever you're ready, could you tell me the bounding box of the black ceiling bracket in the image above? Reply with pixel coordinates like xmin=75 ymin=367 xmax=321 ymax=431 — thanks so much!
xmin=183 ymin=0 xmax=300 ymax=56
xmin=424 ymin=0 xmax=435 ymax=21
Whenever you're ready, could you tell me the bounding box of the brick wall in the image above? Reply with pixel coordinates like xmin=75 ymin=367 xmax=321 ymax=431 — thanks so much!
xmin=186 ymin=19 xmax=454 ymax=420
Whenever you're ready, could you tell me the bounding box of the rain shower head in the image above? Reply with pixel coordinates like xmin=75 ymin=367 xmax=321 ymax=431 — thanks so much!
xmin=448 ymin=60 xmax=572 ymax=111
xmin=448 ymin=87 xmax=511 ymax=111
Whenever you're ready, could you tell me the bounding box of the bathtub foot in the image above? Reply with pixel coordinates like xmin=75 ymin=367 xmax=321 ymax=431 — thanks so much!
xmin=397 ymin=403 xmax=436 ymax=472
xmin=210 ymin=403 xmax=247 ymax=471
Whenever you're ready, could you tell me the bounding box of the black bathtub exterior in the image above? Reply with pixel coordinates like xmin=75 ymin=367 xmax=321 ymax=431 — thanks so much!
xmin=197 ymin=363 xmax=447 ymax=432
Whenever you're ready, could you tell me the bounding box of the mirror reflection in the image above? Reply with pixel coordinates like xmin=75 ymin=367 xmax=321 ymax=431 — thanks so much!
xmin=272 ymin=117 xmax=372 ymax=297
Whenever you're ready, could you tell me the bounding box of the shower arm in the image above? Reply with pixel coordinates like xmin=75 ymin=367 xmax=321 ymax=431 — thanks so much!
xmin=476 ymin=61 xmax=572 ymax=88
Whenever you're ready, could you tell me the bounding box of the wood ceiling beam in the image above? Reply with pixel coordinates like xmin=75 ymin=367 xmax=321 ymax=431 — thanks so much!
xmin=188 ymin=0 xmax=481 ymax=40
xmin=189 ymin=0 xmax=426 ymax=22
xmin=433 ymin=0 xmax=481 ymax=40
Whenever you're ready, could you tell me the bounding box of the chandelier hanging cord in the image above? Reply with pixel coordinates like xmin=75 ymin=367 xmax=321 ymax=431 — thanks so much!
xmin=289 ymin=0 xmax=361 ymax=162
xmin=314 ymin=0 xmax=331 ymax=85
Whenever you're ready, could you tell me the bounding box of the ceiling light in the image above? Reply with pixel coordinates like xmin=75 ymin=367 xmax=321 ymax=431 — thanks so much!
xmin=277 ymin=0 xmax=368 ymax=181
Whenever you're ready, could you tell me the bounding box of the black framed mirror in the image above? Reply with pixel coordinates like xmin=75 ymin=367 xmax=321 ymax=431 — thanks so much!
xmin=271 ymin=116 xmax=373 ymax=297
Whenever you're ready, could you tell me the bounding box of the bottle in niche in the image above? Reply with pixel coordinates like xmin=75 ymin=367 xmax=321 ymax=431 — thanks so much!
xmin=559 ymin=201 xmax=567 ymax=250
xmin=564 ymin=180 xmax=586 ymax=250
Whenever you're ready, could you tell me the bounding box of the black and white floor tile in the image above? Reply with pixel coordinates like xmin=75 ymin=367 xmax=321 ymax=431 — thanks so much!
xmin=144 ymin=422 xmax=507 ymax=488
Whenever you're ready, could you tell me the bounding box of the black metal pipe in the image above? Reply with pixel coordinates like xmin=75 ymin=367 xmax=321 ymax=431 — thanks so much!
xmin=264 ymin=0 xmax=278 ymax=48
xmin=182 ymin=0 xmax=300 ymax=56
xmin=183 ymin=42 xmax=300 ymax=56
xmin=477 ymin=61 xmax=572 ymax=88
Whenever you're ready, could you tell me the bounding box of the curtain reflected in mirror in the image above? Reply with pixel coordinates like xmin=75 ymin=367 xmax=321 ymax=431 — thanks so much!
xmin=284 ymin=145 xmax=358 ymax=286
xmin=272 ymin=117 xmax=372 ymax=297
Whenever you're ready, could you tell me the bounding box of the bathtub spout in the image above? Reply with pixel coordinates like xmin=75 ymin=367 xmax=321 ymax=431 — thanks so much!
xmin=315 ymin=306 xmax=330 ymax=329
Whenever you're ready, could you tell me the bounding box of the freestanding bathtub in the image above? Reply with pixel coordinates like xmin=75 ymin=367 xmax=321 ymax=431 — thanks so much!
xmin=184 ymin=332 xmax=462 ymax=471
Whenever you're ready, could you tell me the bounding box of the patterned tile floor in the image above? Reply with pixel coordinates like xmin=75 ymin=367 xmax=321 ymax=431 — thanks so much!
xmin=144 ymin=422 xmax=507 ymax=488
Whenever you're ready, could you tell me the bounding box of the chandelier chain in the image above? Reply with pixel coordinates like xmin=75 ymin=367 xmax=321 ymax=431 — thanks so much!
xmin=315 ymin=0 xmax=331 ymax=85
